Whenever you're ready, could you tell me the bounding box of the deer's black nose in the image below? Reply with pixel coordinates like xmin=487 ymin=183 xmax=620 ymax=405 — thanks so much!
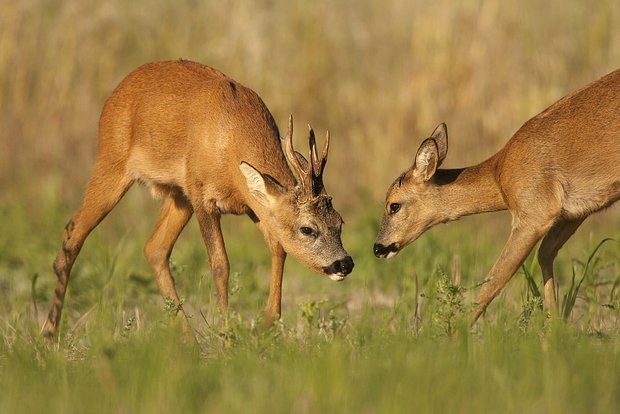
xmin=323 ymin=256 xmax=354 ymax=276
xmin=373 ymin=243 xmax=398 ymax=258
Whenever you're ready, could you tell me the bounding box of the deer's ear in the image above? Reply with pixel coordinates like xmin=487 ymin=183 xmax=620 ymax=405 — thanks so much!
xmin=430 ymin=123 xmax=448 ymax=167
xmin=411 ymin=138 xmax=439 ymax=181
xmin=239 ymin=162 xmax=285 ymax=207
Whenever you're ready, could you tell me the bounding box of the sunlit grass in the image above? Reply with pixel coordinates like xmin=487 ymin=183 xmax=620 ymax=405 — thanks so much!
xmin=1 ymin=195 xmax=619 ymax=413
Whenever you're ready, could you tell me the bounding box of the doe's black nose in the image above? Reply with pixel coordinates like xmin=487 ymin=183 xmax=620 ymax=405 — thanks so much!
xmin=373 ymin=243 xmax=398 ymax=258
xmin=373 ymin=244 xmax=383 ymax=256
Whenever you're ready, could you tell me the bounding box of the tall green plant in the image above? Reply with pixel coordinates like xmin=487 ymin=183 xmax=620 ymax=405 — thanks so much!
xmin=561 ymin=238 xmax=615 ymax=320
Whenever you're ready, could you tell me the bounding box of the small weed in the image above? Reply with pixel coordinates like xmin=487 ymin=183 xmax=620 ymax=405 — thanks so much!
xmin=518 ymin=296 xmax=544 ymax=332
xmin=197 ymin=309 xmax=244 ymax=354
xmin=428 ymin=267 xmax=467 ymax=336
xmin=121 ymin=316 xmax=136 ymax=338
xmin=518 ymin=263 xmax=545 ymax=331
xmin=299 ymin=299 xmax=347 ymax=340
xmin=163 ymin=296 xmax=185 ymax=318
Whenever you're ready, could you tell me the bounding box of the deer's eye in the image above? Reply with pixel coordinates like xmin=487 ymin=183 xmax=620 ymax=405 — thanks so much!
xmin=389 ymin=203 xmax=401 ymax=215
xmin=300 ymin=226 xmax=316 ymax=237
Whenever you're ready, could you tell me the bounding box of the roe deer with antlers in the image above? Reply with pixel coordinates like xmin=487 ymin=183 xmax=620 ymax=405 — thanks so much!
xmin=42 ymin=60 xmax=353 ymax=337
xmin=374 ymin=69 xmax=620 ymax=322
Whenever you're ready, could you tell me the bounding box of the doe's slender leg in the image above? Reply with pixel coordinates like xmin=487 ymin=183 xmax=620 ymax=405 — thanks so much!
xmin=537 ymin=217 xmax=585 ymax=313
xmin=471 ymin=218 xmax=553 ymax=323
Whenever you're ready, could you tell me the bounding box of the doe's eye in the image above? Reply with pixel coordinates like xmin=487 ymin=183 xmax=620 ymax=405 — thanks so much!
xmin=389 ymin=203 xmax=401 ymax=214
xmin=300 ymin=227 xmax=315 ymax=236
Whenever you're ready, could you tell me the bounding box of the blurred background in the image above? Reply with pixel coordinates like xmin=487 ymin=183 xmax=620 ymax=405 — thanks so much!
xmin=1 ymin=0 xmax=619 ymax=327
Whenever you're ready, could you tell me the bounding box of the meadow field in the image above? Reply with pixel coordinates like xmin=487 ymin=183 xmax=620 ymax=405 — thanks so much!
xmin=1 ymin=1 xmax=620 ymax=412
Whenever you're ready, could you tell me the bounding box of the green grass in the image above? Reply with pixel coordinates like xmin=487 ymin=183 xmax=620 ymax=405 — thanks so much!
xmin=1 ymin=196 xmax=619 ymax=413
xmin=3 ymin=314 xmax=620 ymax=413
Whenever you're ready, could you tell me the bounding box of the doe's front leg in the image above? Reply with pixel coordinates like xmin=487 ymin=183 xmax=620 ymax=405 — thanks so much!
xmin=471 ymin=220 xmax=551 ymax=323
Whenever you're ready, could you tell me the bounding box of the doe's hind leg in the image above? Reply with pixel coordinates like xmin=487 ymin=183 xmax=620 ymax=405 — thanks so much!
xmin=537 ymin=217 xmax=585 ymax=313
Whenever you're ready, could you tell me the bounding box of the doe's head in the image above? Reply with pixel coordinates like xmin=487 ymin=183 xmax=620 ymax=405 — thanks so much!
xmin=240 ymin=116 xmax=353 ymax=280
xmin=374 ymin=123 xmax=449 ymax=259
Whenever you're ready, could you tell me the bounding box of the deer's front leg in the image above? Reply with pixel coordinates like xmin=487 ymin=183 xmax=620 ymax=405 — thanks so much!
xmin=472 ymin=220 xmax=552 ymax=323
xmin=265 ymin=242 xmax=286 ymax=324
xmin=195 ymin=209 xmax=230 ymax=313
xmin=253 ymin=218 xmax=287 ymax=325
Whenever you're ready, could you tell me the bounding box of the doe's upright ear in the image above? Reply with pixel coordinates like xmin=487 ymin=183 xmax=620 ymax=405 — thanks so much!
xmin=239 ymin=162 xmax=285 ymax=207
xmin=412 ymin=138 xmax=439 ymax=181
xmin=430 ymin=123 xmax=448 ymax=167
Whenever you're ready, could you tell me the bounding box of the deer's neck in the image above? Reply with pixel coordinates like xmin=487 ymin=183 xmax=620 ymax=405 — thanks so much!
xmin=434 ymin=157 xmax=507 ymax=220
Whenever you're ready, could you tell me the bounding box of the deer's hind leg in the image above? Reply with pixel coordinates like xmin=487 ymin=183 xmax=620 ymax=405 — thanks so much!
xmin=537 ymin=217 xmax=585 ymax=313
xmin=144 ymin=194 xmax=193 ymax=329
xmin=194 ymin=208 xmax=230 ymax=314
xmin=42 ymin=160 xmax=133 ymax=338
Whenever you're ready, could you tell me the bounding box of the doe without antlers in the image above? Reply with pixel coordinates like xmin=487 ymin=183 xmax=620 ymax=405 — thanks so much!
xmin=375 ymin=68 xmax=620 ymax=322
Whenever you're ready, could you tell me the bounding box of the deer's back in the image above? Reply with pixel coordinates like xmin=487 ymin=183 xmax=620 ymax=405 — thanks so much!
xmin=496 ymin=69 xmax=620 ymax=218
xmin=97 ymin=60 xmax=293 ymax=206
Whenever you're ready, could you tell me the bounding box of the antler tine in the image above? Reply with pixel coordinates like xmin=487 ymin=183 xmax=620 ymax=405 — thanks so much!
xmin=306 ymin=124 xmax=331 ymax=197
xmin=308 ymin=124 xmax=321 ymax=174
xmin=287 ymin=114 xmax=293 ymax=138
xmin=282 ymin=115 xmax=307 ymax=191
xmin=320 ymin=130 xmax=329 ymax=173
xmin=306 ymin=126 xmax=315 ymax=194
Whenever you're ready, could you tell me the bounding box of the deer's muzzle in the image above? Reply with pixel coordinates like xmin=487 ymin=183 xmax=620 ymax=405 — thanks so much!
xmin=373 ymin=242 xmax=398 ymax=259
xmin=322 ymin=256 xmax=354 ymax=280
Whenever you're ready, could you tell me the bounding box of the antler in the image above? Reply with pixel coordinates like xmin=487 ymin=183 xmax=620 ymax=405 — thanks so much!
xmin=307 ymin=125 xmax=329 ymax=197
xmin=281 ymin=115 xmax=330 ymax=199
xmin=282 ymin=115 xmax=309 ymax=194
